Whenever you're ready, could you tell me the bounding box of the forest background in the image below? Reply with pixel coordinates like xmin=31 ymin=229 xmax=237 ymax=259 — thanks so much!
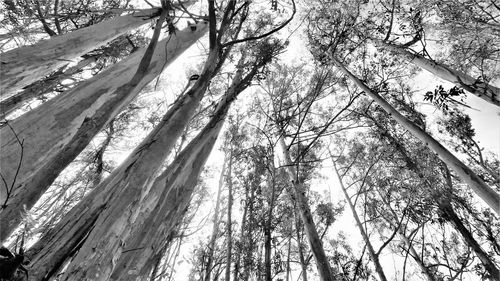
xmin=0 ymin=0 xmax=499 ymax=280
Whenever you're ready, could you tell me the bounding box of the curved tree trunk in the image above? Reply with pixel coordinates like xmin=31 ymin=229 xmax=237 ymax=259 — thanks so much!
xmin=0 ymin=8 xmax=160 ymax=99
xmin=0 ymin=23 xmax=208 ymax=243
xmin=108 ymin=60 xmax=259 ymax=280
xmin=329 ymin=56 xmax=500 ymax=214
xmin=278 ymin=137 xmax=335 ymax=281
xmin=380 ymin=41 xmax=500 ymax=107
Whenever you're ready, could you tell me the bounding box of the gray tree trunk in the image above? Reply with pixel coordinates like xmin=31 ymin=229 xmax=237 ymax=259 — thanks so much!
xmin=0 ymin=8 xmax=160 ymax=98
xmin=108 ymin=60 xmax=258 ymax=280
xmin=329 ymin=55 xmax=500 ymax=214
xmin=203 ymin=154 xmax=227 ymax=281
xmin=0 ymin=23 xmax=208 ymax=243
xmin=278 ymin=137 xmax=335 ymax=281
xmin=0 ymin=55 xmax=97 ymax=119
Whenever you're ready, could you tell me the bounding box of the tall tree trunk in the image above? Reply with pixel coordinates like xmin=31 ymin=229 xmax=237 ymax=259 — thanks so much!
xmin=108 ymin=58 xmax=263 ymax=280
xmin=278 ymin=137 xmax=335 ymax=281
xmin=0 ymin=8 xmax=161 ymax=98
xmin=333 ymin=163 xmax=388 ymax=281
xmin=233 ymin=185 xmax=250 ymax=281
xmin=295 ymin=212 xmax=309 ymax=281
xmin=204 ymin=155 xmax=227 ymax=281
xmin=242 ymin=181 xmax=257 ymax=281
xmin=438 ymin=199 xmax=500 ymax=280
xmin=225 ymin=151 xmax=234 ymax=281
xmin=285 ymin=236 xmax=292 ymax=281
xmin=0 ymin=22 xmax=209 ymax=242
xmin=329 ymin=56 xmax=500 ymax=214
xmin=0 ymin=55 xmax=97 ymax=119
xmin=24 ymin=31 xmax=219 ymax=281
xmin=264 ymin=225 xmax=272 ymax=281
xmin=379 ymin=41 xmax=500 ymax=107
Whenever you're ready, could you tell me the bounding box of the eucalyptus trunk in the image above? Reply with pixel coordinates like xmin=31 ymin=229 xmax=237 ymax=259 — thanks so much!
xmin=380 ymin=41 xmax=500 ymax=107
xmin=108 ymin=59 xmax=260 ymax=280
xmin=24 ymin=27 xmax=220 ymax=281
xmin=0 ymin=55 xmax=97 ymax=119
xmin=0 ymin=8 xmax=160 ymax=98
xmin=0 ymin=22 xmax=209 ymax=242
xmin=278 ymin=137 xmax=335 ymax=281
xmin=329 ymin=55 xmax=500 ymax=214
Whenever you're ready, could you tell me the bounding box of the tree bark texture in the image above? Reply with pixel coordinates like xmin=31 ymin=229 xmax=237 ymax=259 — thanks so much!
xmin=0 ymin=55 xmax=97 ymax=119
xmin=0 ymin=22 xmax=208 ymax=243
xmin=381 ymin=42 xmax=500 ymax=107
xmin=329 ymin=56 xmax=500 ymax=214
xmin=108 ymin=63 xmax=254 ymax=281
xmin=0 ymin=8 xmax=161 ymax=99
xmin=278 ymin=137 xmax=336 ymax=281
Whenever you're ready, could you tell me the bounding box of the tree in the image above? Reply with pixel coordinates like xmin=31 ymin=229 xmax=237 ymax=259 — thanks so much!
xmin=0 ymin=19 xmax=208 ymax=242
xmin=0 ymin=7 xmax=162 ymax=98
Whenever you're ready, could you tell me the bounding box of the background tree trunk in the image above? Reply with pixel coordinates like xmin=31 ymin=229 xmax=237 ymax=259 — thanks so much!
xmin=333 ymin=162 xmax=388 ymax=281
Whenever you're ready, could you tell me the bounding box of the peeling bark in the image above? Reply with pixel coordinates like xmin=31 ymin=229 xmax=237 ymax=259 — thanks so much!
xmin=0 ymin=55 xmax=97 ymax=119
xmin=0 ymin=23 xmax=208 ymax=243
xmin=108 ymin=61 xmax=255 ymax=281
xmin=0 ymin=8 xmax=161 ymax=98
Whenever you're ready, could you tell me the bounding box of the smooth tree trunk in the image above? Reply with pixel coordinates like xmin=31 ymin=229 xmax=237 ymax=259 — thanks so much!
xmin=108 ymin=60 xmax=261 ymax=280
xmin=379 ymin=41 xmax=500 ymax=107
xmin=295 ymin=214 xmax=309 ymax=281
xmin=264 ymin=170 xmax=278 ymax=281
xmin=329 ymin=55 xmax=500 ymax=214
xmin=333 ymin=163 xmax=388 ymax=281
xmin=278 ymin=137 xmax=335 ymax=281
xmin=0 ymin=55 xmax=97 ymax=119
xmin=204 ymin=155 xmax=227 ymax=281
xmin=0 ymin=22 xmax=209 ymax=243
xmin=0 ymin=8 xmax=161 ymax=99
xmin=438 ymin=199 xmax=500 ymax=280
xmin=225 ymin=151 xmax=234 ymax=281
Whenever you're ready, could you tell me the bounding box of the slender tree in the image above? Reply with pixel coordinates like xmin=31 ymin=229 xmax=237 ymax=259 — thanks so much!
xmin=332 ymin=162 xmax=388 ymax=281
